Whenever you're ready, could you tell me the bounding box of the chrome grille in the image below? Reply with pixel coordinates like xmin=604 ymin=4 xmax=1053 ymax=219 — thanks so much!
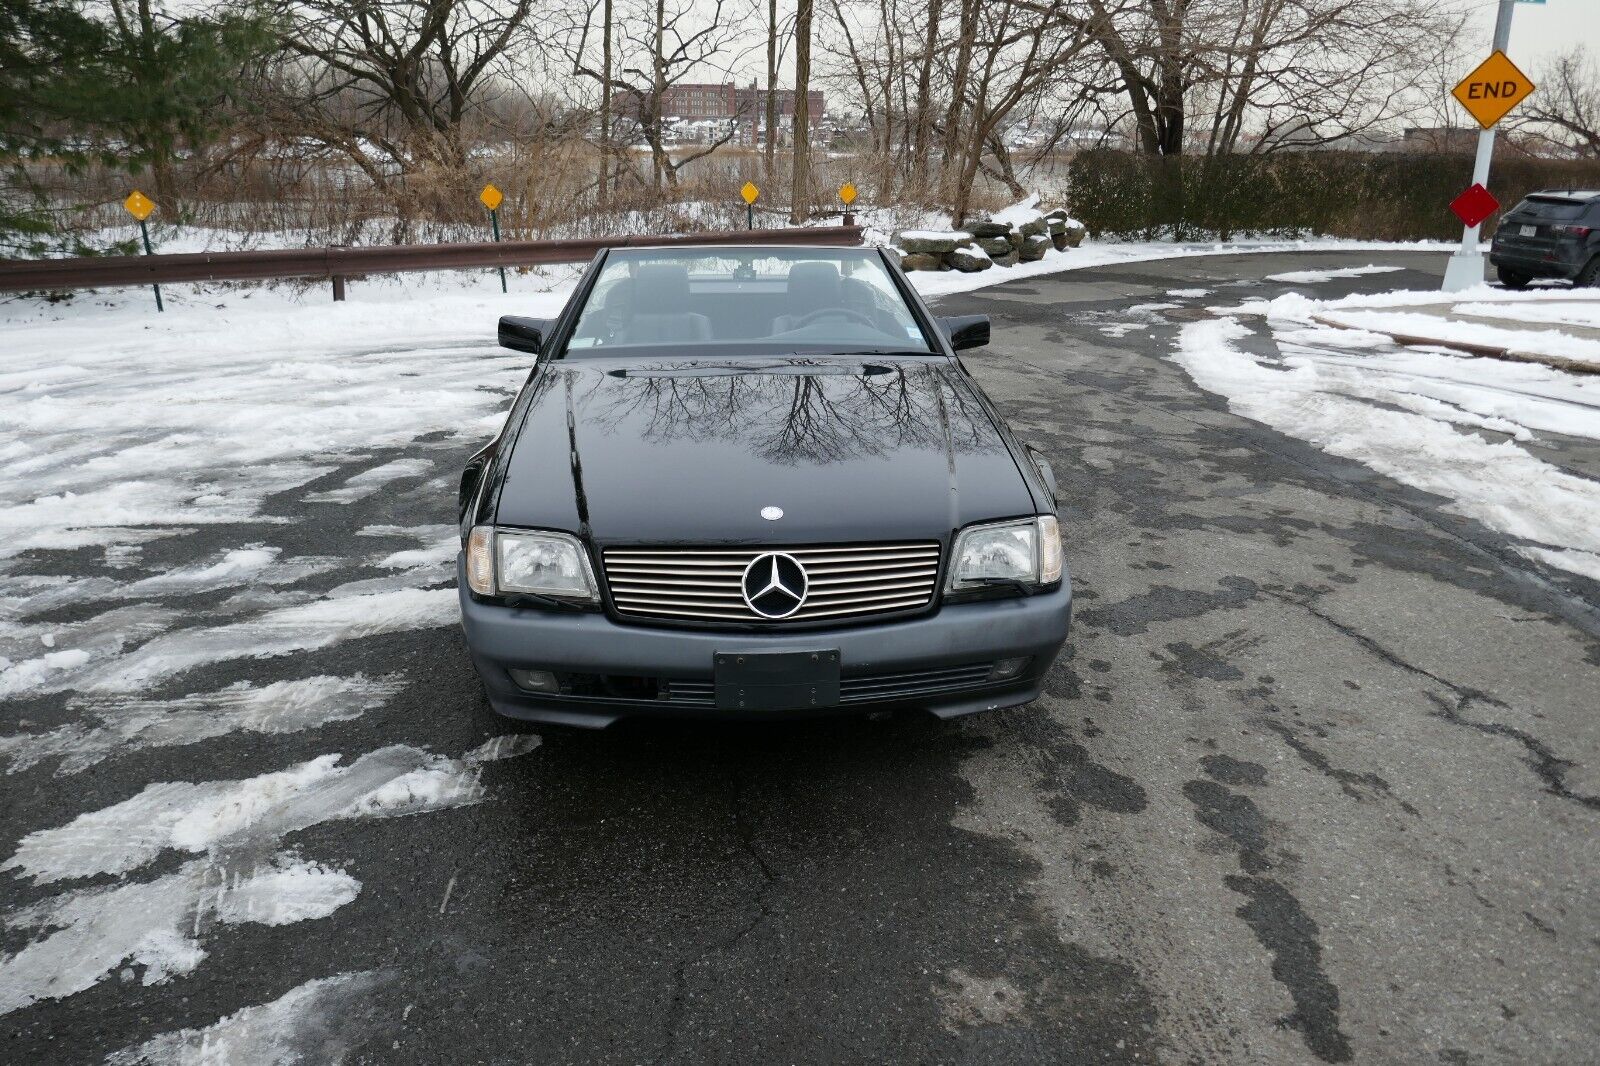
xmin=602 ymin=542 xmax=942 ymax=623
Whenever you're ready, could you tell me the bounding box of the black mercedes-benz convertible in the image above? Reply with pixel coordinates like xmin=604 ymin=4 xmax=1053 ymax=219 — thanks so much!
xmin=457 ymin=244 xmax=1070 ymax=727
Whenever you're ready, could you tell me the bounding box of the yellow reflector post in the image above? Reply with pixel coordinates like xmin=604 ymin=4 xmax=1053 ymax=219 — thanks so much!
xmin=123 ymin=191 xmax=154 ymax=221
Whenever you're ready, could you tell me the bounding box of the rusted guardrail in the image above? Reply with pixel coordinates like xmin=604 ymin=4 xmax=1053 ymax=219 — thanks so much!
xmin=0 ymin=224 xmax=865 ymax=298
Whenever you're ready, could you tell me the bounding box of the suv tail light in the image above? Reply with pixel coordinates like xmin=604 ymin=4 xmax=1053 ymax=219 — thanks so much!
xmin=1558 ymin=224 xmax=1593 ymax=237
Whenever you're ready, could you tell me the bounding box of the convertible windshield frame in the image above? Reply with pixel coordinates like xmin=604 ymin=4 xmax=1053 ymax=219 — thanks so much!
xmin=550 ymin=245 xmax=943 ymax=360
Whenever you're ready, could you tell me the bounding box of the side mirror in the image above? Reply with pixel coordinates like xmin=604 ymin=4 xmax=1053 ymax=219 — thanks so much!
xmin=939 ymin=314 xmax=991 ymax=351
xmin=499 ymin=316 xmax=550 ymax=355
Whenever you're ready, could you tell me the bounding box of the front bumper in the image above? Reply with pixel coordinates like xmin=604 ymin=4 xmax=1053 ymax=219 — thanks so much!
xmin=458 ymin=561 xmax=1072 ymax=728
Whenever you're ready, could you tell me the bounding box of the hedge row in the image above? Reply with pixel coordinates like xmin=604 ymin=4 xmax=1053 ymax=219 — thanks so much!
xmin=1065 ymin=151 xmax=1600 ymax=242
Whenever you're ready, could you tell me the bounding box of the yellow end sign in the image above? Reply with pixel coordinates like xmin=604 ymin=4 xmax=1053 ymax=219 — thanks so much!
xmin=839 ymin=182 xmax=857 ymax=206
xmin=123 ymin=190 xmax=154 ymax=221
xmin=741 ymin=182 xmax=760 ymax=205
xmin=1453 ymin=50 xmax=1535 ymax=129
xmin=479 ymin=183 xmax=504 ymax=211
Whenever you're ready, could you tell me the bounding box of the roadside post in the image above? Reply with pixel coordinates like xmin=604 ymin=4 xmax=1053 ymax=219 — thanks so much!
xmin=480 ymin=183 xmax=507 ymax=294
xmin=742 ymin=182 xmax=759 ymax=229
xmin=839 ymin=183 xmax=857 ymax=227
xmin=1441 ymin=0 xmax=1537 ymax=291
xmin=123 ymin=191 xmax=162 ymax=312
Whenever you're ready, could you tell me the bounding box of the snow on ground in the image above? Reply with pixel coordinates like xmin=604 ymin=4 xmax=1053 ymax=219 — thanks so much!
xmin=1169 ymin=291 xmax=1600 ymax=584
xmin=0 ymin=674 xmax=405 ymax=775
xmin=905 ymin=238 xmax=1453 ymax=297
xmin=0 ymin=737 xmax=537 ymax=1014
xmin=0 ymin=268 xmax=561 ymax=1034
xmin=1263 ymin=264 xmax=1404 ymax=284
xmin=1450 ymin=301 xmax=1600 ymax=331
xmin=104 ymin=970 xmax=391 ymax=1066
xmin=1311 ymin=309 xmax=1600 ymax=368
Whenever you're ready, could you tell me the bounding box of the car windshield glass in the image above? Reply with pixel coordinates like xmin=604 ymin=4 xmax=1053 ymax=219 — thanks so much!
xmin=1516 ymin=197 xmax=1587 ymax=221
xmin=563 ymin=248 xmax=935 ymax=356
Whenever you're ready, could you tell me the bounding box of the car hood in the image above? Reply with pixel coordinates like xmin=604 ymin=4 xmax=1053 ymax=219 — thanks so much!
xmin=494 ymin=357 xmax=1037 ymax=545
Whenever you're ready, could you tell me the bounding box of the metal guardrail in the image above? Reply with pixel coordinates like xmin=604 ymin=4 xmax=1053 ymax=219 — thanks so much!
xmin=0 ymin=224 xmax=865 ymax=297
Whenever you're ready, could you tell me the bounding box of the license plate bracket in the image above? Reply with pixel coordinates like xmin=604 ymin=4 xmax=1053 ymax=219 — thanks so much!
xmin=715 ymin=650 xmax=840 ymax=711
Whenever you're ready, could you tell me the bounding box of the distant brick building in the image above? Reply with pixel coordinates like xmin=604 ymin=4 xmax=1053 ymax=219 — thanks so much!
xmin=1400 ymin=127 xmax=1480 ymax=154
xmin=617 ymin=82 xmax=824 ymax=139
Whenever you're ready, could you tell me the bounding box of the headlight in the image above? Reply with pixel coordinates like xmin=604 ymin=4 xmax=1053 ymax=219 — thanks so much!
xmin=948 ymin=515 xmax=1062 ymax=591
xmin=464 ymin=526 xmax=597 ymax=601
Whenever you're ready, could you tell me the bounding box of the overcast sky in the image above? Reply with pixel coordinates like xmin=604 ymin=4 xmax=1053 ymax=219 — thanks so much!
xmin=1471 ymin=0 xmax=1596 ymax=67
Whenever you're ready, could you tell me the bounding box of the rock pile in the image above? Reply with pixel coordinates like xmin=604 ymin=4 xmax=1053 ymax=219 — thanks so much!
xmin=891 ymin=207 xmax=1086 ymax=272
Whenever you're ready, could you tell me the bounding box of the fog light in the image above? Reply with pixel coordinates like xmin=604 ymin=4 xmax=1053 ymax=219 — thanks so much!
xmin=989 ymin=657 xmax=1032 ymax=681
xmin=509 ymin=668 xmax=560 ymax=693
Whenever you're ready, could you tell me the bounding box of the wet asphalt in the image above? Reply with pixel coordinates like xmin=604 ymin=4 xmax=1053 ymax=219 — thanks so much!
xmin=3 ymin=251 xmax=1597 ymax=1064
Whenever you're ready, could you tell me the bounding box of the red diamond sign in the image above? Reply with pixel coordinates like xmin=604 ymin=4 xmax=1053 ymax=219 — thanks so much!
xmin=1450 ymin=183 xmax=1500 ymax=229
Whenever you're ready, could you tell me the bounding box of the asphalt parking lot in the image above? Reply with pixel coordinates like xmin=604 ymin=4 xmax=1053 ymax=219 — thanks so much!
xmin=3 ymin=250 xmax=1597 ymax=1064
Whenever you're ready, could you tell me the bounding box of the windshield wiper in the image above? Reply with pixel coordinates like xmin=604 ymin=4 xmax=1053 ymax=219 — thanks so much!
xmin=608 ymin=362 xmax=887 ymax=379
xmin=824 ymin=349 xmax=939 ymax=358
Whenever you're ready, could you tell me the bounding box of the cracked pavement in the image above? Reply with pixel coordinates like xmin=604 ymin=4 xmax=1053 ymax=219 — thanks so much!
xmin=3 ymin=250 xmax=1596 ymax=1063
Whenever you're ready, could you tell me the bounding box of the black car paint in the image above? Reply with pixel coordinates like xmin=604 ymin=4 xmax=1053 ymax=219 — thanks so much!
xmin=461 ymin=249 xmax=1057 ymax=542
xmin=457 ymin=246 xmax=1068 ymax=724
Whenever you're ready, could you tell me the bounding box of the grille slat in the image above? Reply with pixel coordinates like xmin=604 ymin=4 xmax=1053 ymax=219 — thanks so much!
xmin=602 ymin=541 xmax=941 ymax=624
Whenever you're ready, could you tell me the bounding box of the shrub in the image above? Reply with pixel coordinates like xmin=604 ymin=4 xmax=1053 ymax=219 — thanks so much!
xmin=1066 ymin=151 xmax=1600 ymax=242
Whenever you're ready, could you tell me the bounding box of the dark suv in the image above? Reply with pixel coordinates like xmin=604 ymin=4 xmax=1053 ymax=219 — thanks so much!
xmin=1490 ymin=189 xmax=1600 ymax=288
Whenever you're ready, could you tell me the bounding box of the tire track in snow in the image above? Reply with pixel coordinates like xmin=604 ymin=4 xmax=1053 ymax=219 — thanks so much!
xmin=0 ymin=736 xmax=539 ymax=1015
xmin=105 ymin=970 xmax=392 ymax=1065
xmin=2 ymin=586 xmax=458 ymax=696
xmin=0 ymin=674 xmax=405 ymax=775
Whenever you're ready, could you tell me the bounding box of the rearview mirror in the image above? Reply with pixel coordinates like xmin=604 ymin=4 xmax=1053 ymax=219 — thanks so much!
xmin=939 ymin=314 xmax=991 ymax=351
xmin=499 ymin=316 xmax=550 ymax=355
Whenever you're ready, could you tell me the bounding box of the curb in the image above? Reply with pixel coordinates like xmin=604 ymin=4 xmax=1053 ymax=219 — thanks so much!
xmin=1308 ymin=312 xmax=1600 ymax=376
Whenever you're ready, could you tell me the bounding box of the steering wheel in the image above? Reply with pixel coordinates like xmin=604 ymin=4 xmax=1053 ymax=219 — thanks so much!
xmin=789 ymin=307 xmax=878 ymax=329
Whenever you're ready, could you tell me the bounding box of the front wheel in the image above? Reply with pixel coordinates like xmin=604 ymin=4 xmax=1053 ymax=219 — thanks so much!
xmin=1577 ymin=256 xmax=1600 ymax=288
xmin=1496 ymin=266 xmax=1531 ymax=289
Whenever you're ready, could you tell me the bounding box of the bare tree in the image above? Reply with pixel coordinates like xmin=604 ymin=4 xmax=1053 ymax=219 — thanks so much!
xmin=567 ymin=0 xmax=749 ymax=192
xmin=1514 ymin=46 xmax=1600 ymax=159
xmin=790 ymin=0 xmax=814 ymax=221
xmin=766 ymin=0 xmax=780 ymax=176
xmin=1076 ymin=0 xmax=1456 ymax=156
xmin=599 ymin=0 xmax=613 ymax=202
xmin=267 ymin=0 xmax=536 ymax=185
xmin=943 ymin=0 xmax=1100 ymax=222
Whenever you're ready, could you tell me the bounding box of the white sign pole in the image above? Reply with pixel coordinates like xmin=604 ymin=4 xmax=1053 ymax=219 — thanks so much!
xmin=1442 ymin=0 xmax=1517 ymax=292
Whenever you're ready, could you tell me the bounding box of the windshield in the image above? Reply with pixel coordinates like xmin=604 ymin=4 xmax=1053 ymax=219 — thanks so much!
xmin=563 ymin=248 xmax=935 ymax=357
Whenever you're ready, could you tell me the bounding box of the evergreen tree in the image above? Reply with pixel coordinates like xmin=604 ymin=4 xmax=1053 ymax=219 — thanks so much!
xmin=0 ymin=0 xmax=275 ymax=257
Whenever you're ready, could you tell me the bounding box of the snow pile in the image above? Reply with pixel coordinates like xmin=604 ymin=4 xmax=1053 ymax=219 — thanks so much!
xmin=988 ymin=195 xmax=1044 ymax=227
xmin=899 ymin=228 xmax=973 ymax=241
xmin=1316 ymin=308 xmax=1600 ymax=368
xmin=1172 ymin=311 xmax=1600 ymax=582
